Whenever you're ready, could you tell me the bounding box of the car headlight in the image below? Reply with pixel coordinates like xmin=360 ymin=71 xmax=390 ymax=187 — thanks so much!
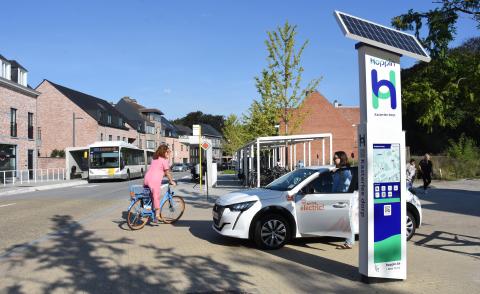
xmin=227 ymin=201 xmax=256 ymax=212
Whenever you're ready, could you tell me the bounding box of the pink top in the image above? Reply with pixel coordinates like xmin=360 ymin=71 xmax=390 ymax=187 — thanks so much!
xmin=144 ymin=157 xmax=170 ymax=187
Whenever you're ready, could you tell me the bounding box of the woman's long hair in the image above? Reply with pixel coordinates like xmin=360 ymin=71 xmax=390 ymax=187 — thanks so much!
xmin=334 ymin=151 xmax=350 ymax=168
xmin=153 ymin=144 xmax=169 ymax=159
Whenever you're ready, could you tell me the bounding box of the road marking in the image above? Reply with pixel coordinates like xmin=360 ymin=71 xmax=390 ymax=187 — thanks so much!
xmin=73 ymin=185 xmax=99 ymax=188
xmin=0 ymin=203 xmax=16 ymax=208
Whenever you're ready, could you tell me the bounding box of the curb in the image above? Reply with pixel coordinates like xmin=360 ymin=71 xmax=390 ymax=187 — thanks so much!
xmin=0 ymin=181 xmax=88 ymax=197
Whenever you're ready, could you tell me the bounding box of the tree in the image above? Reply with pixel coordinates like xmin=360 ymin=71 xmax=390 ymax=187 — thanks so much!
xmin=257 ymin=21 xmax=321 ymax=134
xmin=172 ymin=111 xmax=225 ymax=134
xmin=401 ymin=37 xmax=480 ymax=153
xmin=222 ymin=114 xmax=249 ymax=156
xmin=392 ymin=0 xmax=480 ymax=58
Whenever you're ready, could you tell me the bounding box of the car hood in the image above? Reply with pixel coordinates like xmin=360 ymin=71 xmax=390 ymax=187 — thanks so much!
xmin=216 ymin=188 xmax=283 ymax=206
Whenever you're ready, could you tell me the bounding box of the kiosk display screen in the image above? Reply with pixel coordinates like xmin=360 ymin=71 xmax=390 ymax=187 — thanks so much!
xmin=372 ymin=143 xmax=401 ymax=263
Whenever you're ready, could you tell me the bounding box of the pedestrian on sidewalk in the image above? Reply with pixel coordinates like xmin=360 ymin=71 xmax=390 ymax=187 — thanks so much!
xmin=406 ymin=158 xmax=416 ymax=191
xmin=332 ymin=151 xmax=354 ymax=249
xmin=419 ymin=153 xmax=433 ymax=193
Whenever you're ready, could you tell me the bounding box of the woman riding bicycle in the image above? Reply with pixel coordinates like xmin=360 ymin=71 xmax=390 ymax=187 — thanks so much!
xmin=144 ymin=144 xmax=176 ymax=223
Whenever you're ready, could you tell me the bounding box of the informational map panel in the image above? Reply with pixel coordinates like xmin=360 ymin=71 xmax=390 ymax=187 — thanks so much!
xmin=372 ymin=143 xmax=401 ymax=266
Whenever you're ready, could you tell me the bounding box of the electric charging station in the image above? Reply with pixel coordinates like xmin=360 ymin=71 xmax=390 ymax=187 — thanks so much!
xmin=334 ymin=11 xmax=431 ymax=280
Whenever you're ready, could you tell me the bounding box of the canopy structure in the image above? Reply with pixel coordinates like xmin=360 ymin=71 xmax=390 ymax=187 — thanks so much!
xmin=236 ymin=133 xmax=333 ymax=187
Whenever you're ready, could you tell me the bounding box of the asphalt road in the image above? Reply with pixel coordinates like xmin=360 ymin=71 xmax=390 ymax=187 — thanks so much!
xmin=0 ymin=171 xmax=190 ymax=254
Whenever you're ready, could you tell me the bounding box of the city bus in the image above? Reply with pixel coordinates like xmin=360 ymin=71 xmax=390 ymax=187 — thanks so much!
xmin=88 ymin=141 xmax=152 ymax=182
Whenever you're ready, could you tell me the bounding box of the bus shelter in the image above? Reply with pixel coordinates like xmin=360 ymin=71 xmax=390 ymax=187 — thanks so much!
xmin=236 ymin=133 xmax=333 ymax=187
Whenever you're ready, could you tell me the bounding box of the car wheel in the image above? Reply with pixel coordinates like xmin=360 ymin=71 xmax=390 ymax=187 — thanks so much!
xmin=406 ymin=211 xmax=417 ymax=241
xmin=254 ymin=214 xmax=290 ymax=250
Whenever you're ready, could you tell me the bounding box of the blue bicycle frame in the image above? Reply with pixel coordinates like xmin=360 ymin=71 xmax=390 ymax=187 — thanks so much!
xmin=128 ymin=184 xmax=175 ymax=222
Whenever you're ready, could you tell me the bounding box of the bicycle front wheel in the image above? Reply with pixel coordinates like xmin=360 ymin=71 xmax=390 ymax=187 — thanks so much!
xmin=160 ymin=196 xmax=185 ymax=224
xmin=127 ymin=199 xmax=149 ymax=230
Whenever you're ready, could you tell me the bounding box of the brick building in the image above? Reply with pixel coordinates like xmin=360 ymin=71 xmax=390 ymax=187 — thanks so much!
xmin=0 ymin=54 xmax=40 ymax=176
xmin=281 ymin=91 xmax=359 ymax=165
xmin=161 ymin=118 xmax=189 ymax=165
xmin=115 ymin=97 xmax=159 ymax=150
xmin=35 ymin=80 xmax=137 ymax=167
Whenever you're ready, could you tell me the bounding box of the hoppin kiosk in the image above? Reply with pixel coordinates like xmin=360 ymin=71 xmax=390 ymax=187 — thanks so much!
xmin=334 ymin=11 xmax=431 ymax=281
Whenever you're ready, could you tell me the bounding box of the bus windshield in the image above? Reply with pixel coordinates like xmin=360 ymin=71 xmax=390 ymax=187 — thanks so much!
xmin=90 ymin=147 xmax=119 ymax=169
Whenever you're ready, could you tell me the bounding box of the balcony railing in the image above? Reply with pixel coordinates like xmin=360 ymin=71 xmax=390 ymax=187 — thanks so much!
xmin=0 ymin=168 xmax=66 ymax=186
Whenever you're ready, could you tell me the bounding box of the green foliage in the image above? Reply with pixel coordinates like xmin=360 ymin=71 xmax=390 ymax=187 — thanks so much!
xmin=221 ymin=169 xmax=236 ymax=174
xmin=392 ymin=0 xmax=479 ymax=58
xmin=222 ymin=114 xmax=249 ymax=156
xmin=445 ymin=134 xmax=480 ymax=178
xmin=401 ymin=37 xmax=480 ymax=153
xmin=172 ymin=111 xmax=225 ymax=134
xmin=257 ymin=21 xmax=321 ymax=134
xmin=50 ymin=149 xmax=65 ymax=158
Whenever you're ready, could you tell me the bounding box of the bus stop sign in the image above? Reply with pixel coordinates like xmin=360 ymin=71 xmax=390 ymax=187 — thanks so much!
xmin=201 ymin=142 xmax=211 ymax=150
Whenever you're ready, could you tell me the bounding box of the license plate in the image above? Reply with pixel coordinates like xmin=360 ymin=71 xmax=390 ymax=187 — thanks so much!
xmin=212 ymin=211 xmax=219 ymax=220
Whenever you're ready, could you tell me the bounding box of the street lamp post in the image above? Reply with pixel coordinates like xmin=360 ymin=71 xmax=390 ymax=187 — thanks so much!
xmin=72 ymin=112 xmax=83 ymax=147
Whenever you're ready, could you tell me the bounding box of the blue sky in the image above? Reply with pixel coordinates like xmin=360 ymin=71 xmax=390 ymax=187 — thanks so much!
xmin=1 ymin=1 xmax=478 ymax=120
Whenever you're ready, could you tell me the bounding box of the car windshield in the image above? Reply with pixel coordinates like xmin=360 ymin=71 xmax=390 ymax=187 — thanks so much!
xmin=265 ymin=169 xmax=317 ymax=191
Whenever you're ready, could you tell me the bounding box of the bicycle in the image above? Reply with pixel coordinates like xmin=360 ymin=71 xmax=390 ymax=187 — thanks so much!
xmin=126 ymin=184 xmax=185 ymax=230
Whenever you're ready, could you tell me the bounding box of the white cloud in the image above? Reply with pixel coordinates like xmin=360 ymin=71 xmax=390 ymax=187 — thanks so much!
xmin=163 ymin=88 xmax=172 ymax=95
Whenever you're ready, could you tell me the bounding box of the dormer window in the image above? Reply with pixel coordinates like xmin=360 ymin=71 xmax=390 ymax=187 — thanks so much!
xmin=107 ymin=114 xmax=112 ymax=124
xmin=1 ymin=60 xmax=11 ymax=80
xmin=18 ymin=69 xmax=27 ymax=86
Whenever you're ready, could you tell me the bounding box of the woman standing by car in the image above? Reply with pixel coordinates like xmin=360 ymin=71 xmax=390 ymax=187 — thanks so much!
xmin=144 ymin=144 xmax=176 ymax=223
xmin=332 ymin=151 xmax=354 ymax=249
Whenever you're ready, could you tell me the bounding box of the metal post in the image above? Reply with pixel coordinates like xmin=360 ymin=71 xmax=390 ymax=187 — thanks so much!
xmin=268 ymin=150 xmax=271 ymax=169
xmin=329 ymin=134 xmax=333 ymax=165
xmin=322 ymin=138 xmax=325 ymax=165
xmin=293 ymin=144 xmax=297 ymax=170
xmin=303 ymin=143 xmax=306 ymax=166
xmin=308 ymin=141 xmax=311 ymax=166
xmin=289 ymin=143 xmax=293 ymax=171
xmin=256 ymin=140 xmax=260 ymax=187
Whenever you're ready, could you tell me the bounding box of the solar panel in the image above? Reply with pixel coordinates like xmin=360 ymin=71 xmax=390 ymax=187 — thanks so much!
xmin=334 ymin=11 xmax=431 ymax=62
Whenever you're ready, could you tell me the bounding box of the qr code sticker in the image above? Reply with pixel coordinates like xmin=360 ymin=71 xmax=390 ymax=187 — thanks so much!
xmin=384 ymin=205 xmax=392 ymax=216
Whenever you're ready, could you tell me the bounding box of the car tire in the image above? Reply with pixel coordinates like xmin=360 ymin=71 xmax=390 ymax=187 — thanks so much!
xmin=253 ymin=214 xmax=290 ymax=250
xmin=406 ymin=210 xmax=417 ymax=241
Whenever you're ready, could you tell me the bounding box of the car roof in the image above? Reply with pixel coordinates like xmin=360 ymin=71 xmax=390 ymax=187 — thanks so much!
xmin=304 ymin=165 xmax=335 ymax=172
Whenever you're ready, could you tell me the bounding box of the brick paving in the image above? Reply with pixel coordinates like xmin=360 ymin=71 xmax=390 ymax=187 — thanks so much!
xmin=0 ymin=175 xmax=478 ymax=293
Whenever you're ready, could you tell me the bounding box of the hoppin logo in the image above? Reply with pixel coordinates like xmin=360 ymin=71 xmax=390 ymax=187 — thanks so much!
xmin=370 ymin=58 xmax=397 ymax=110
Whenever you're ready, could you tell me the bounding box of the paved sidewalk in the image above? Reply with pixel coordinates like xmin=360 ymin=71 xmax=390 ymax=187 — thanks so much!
xmin=0 ymin=179 xmax=88 ymax=196
xmin=0 ymin=175 xmax=478 ymax=293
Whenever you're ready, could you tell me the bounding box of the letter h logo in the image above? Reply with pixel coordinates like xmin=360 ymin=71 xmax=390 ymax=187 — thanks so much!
xmin=371 ymin=69 xmax=397 ymax=109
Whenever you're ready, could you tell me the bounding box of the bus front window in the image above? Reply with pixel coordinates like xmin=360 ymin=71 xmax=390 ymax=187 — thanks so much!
xmin=90 ymin=147 xmax=120 ymax=169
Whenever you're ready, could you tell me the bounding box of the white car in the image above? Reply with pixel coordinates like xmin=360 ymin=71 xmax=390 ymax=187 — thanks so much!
xmin=212 ymin=166 xmax=422 ymax=250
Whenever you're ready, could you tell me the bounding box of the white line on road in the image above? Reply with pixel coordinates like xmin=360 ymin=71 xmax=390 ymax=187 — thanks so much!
xmin=0 ymin=203 xmax=16 ymax=208
xmin=73 ymin=185 xmax=99 ymax=188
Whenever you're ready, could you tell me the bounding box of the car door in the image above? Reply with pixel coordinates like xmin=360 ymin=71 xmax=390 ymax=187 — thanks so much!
xmin=295 ymin=170 xmax=353 ymax=238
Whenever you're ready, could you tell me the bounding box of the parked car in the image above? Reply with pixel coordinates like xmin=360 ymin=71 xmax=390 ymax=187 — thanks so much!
xmin=171 ymin=163 xmax=188 ymax=172
xmin=212 ymin=166 xmax=422 ymax=250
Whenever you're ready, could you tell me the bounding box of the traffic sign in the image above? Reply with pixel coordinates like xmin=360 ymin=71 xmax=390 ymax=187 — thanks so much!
xmin=201 ymin=142 xmax=211 ymax=150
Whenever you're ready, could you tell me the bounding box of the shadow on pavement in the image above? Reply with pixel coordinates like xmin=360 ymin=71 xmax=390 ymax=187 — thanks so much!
xmin=173 ymin=219 xmax=253 ymax=248
xmin=417 ymin=187 xmax=480 ymax=217
xmin=1 ymin=215 xmax=251 ymax=293
xmin=414 ymin=230 xmax=480 ymax=259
